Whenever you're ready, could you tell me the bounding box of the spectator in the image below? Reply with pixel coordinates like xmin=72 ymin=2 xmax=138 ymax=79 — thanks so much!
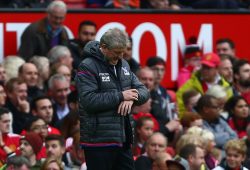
xmin=31 ymin=96 xmax=61 ymax=135
xmin=135 ymin=132 xmax=168 ymax=170
xmin=133 ymin=116 xmax=155 ymax=157
xmin=224 ymin=96 xmax=250 ymax=138
xmin=179 ymin=143 xmax=205 ymax=170
xmin=218 ymin=54 xmax=234 ymax=84
xmin=48 ymin=46 xmax=73 ymax=71
xmin=50 ymin=64 xmax=71 ymax=85
xmin=244 ymin=125 xmax=250 ymax=169
xmin=18 ymin=63 xmax=44 ymax=100
xmin=0 ymin=107 xmax=20 ymax=167
xmin=3 ymin=56 xmax=25 ymax=82
xmin=181 ymin=111 xmax=203 ymax=130
xmin=123 ymin=37 xmax=140 ymax=74
xmin=233 ymin=59 xmax=250 ymax=104
xmin=75 ymin=28 xmax=149 ymax=170
xmin=141 ymin=0 xmax=181 ymax=10
xmin=18 ymin=1 xmax=68 ymax=61
xmin=179 ymin=0 xmax=239 ymax=9
xmin=41 ymin=157 xmax=63 ymax=170
xmin=105 ymin=0 xmax=140 ymax=8
xmin=213 ymin=139 xmax=248 ymax=170
xmin=196 ymin=95 xmax=237 ymax=149
xmin=182 ymin=89 xmax=201 ymax=113
xmin=13 ymin=0 xmax=53 ymax=8
xmin=5 ymin=78 xmax=31 ymax=134
xmin=48 ymin=74 xmax=70 ymax=128
xmin=146 ymin=56 xmax=181 ymax=143
xmin=177 ymin=44 xmax=202 ymax=88
xmin=152 ymin=152 xmax=172 ymax=170
xmin=19 ymin=132 xmax=43 ymax=168
xmin=177 ymin=52 xmax=233 ymax=117
xmin=4 ymin=156 xmax=30 ymax=170
xmin=68 ymin=20 xmax=97 ymax=70
xmin=216 ymin=38 xmax=236 ymax=58
xmin=45 ymin=135 xmax=69 ymax=168
xmin=137 ymin=67 xmax=155 ymax=91
xmin=29 ymin=56 xmax=50 ymax=91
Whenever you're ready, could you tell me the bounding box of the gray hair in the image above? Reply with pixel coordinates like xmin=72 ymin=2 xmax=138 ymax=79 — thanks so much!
xmin=7 ymin=156 xmax=30 ymax=168
xmin=100 ymin=28 xmax=128 ymax=49
xmin=47 ymin=0 xmax=67 ymax=13
xmin=47 ymin=45 xmax=70 ymax=64
xmin=206 ymin=85 xmax=227 ymax=99
xmin=48 ymin=73 xmax=67 ymax=90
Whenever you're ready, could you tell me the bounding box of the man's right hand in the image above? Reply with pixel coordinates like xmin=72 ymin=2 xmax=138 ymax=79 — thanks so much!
xmin=122 ymin=89 xmax=139 ymax=101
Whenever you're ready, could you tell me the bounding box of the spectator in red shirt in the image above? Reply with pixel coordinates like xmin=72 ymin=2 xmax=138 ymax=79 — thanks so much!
xmin=0 ymin=107 xmax=20 ymax=167
xmin=225 ymin=96 xmax=250 ymax=138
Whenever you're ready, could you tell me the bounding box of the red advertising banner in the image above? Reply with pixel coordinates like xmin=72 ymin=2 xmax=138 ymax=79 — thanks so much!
xmin=0 ymin=11 xmax=250 ymax=88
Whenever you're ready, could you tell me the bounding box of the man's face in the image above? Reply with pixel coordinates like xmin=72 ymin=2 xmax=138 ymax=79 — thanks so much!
xmin=138 ymin=69 xmax=154 ymax=91
xmin=226 ymin=149 xmax=245 ymax=169
xmin=33 ymin=99 xmax=53 ymax=124
xmin=0 ymin=113 xmax=10 ymax=134
xmin=79 ymin=25 xmax=96 ymax=43
xmin=47 ymin=7 xmax=66 ymax=30
xmin=216 ymin=42 xmax=235 ymax=56
xmin=60 ymin=50 xmax=73 ymax=71
xmin=30 ymin=119 xmax=48 ymax=139
xmin=123 ymin=42 xmax=132 ymax=61
xmin=20 ymin=140 xmax=34 ymax=158
xmin=146 ymin=134 xmax=166 ymax=160
xmin=200 ymin=65 xmax=218 ymax=83
xmin=8 ymin=83 xmax=28 ymax=106
xmin=104 ymin=47 xmax=126 ymax=65
xmin=236 ymin=63 xmax=250 ymax=87
xmin=0 ymin=85 xmax=6 ymax=106
xmin=50 ymin=80 xmax=70 ymax=106
xmin=20 ymin=63 xmax=38 ymax=87
xmin=204 ymin=98 xmax=220 ymax=121
xmin=151 ymin=64 xmax=165 ymax=85
xmin=46 ymin=140 xmax=65 ymax=160
xmin=56 ymin=65 xmax=71 ymax=84
xmin=190 ymin=147 xmax=205 ymax=170
xmin=149 ymin=0 xmax=170 ymax=9
xmin=218 ymin=59 xmax=233 ymax=83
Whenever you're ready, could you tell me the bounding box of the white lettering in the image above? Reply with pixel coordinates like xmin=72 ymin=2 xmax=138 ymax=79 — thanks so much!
xmin=95 ymin=22 xmax=126 ymax=41
xmin=6 ymin=23 xmax=30 ymax=49
xmin=131 ymin=22 xmax=167 ymax=63
xmin=171 ymin=24 xmax=213 ymax=81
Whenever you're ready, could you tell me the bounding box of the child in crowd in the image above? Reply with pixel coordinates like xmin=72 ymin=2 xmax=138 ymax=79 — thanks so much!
xmin=133 ymin=115 xmax=155 ymax=157
xmin=213 ymin=139 xmax=248 ymax=170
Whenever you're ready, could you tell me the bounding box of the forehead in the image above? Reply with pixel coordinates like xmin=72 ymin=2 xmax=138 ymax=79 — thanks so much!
xmin=31 ymin=119 xmax=46 ymax=126
xmin=80 ymin=25 xmax=96 ymax=32
xmin=0 ymin=113 xmax=10 ymax=121
xmin=149 ymin=134 xmax=166 ymax=145
xmin=23 ymin=63 xmax=37 ymax=71
xmin=240 ymin=63 xmax=250 ymax=71
xmin=141 ymin=69 xmax=154 ymax=77
xmin=53 ymin=79 xmax=69 ymax=88
xmin=217 ymin=42 xmax=231 ymax=48
xmin=36 ymin=99 xmax=52 ymax=106
xmin=46 ymin=140 xmax=61 ymax=146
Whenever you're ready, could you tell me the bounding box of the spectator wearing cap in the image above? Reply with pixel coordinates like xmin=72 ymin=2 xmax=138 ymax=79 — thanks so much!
xmin=177 ymin=53 xmax=233 ymax=118
xmin=146 ymin=56 xmax=182 ymax=143
xmin=19 ymin=132 xmax=43 ymax=169
xmin=177 ymin=44 xmax=202 ymax=88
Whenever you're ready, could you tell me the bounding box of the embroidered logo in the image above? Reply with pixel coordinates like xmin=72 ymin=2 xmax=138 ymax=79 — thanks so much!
xmin=122 ymin=67 xmax=130 ymax=76
xmin=99 ymin=73 xmax=110 ymax=82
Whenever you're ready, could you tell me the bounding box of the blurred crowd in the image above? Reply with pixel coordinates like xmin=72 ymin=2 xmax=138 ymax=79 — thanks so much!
xmin=0 ymin=0 xmax=249 ymax=170
xmin=0 ymin=0 xmax=250 ymax=10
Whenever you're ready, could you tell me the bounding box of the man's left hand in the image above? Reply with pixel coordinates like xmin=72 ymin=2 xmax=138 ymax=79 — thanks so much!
xmin=117 ymin=101 xmax=134 ymax=116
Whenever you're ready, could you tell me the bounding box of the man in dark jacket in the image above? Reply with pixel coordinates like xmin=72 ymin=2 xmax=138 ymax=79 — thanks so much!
xmin=18 ymin=0 xmax=68 ymax=61
xmin=75 ymin=28 xmax=149 ymax=170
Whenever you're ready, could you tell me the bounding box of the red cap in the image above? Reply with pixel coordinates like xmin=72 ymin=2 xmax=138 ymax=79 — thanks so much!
xmin=201 ymin=53 xmax=220 ymax=68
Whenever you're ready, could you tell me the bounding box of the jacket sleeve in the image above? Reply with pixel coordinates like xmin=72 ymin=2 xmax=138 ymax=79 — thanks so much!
xmin=130 ymin=72 xmax=150 ymax=106
xmin=75 ymin=62 xmax=123 ymax=114
xmin=18 ymin=25 xmax=36 ymax=61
